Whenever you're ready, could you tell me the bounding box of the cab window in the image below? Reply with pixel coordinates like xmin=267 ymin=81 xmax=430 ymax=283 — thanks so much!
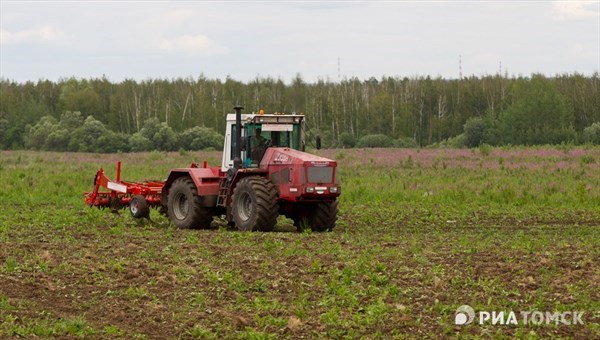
xmin=244 ymin=123 xmax=302 ymax=167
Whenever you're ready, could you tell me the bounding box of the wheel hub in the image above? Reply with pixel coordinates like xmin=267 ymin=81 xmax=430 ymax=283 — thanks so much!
xmin=130 ymin=201 xmax=138 ymax=214
xmin=238 ymin=192 xmax=253 ymax=221
xmin=173 ymin=192 xmax=189 ymax=220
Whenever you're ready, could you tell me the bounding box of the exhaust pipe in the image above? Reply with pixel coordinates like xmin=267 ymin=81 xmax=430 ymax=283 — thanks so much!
xmin=233 ymin=105 xmax=244 ymax=170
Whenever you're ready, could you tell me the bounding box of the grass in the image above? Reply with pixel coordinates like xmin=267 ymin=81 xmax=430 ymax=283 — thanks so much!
xmin=0 ymin=147 xmax=599 ymax=338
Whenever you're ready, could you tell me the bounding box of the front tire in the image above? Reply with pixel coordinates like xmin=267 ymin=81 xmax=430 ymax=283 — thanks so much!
xmin=167 ymin=177 xmax=213 ymax=229
xmin=294 ymin=201 xmax=338 ymax=232
xmin=231 ymin=176 xmax=278 ymax=231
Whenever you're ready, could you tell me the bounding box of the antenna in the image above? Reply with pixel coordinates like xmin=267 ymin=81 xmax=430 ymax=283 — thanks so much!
xmin=499 ymin=60 xmax=502 ymax=75
xmin=459 ymin=55 xmax=463 ymax=79
xmin=337 ymin=57 xmax=341 ymax=80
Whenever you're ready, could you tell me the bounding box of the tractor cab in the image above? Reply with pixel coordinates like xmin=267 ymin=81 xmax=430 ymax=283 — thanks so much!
xmin=221 ymin=111 xmax=305 ymax=171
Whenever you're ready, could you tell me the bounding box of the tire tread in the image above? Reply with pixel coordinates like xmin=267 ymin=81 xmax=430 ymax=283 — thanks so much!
xmin=231 ymin=176 xmax=278 ymax=231
xmin=168 ymin=177 xmax=213 ymax=229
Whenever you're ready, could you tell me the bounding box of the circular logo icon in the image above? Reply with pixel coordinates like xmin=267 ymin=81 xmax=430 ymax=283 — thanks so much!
xmin=455 ymin=305 xmax=475 ymax=325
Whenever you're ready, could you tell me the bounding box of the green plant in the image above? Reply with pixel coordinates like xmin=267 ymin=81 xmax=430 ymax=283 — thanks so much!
xmin=581 ymin=122 xmax=600 ymax=145
xmin=580 ymin=154 xmax=596 ymax=165
xmin=356 ymin=134 xmax=394 ymax=148
xmin=339 ymin=132 xmax=356 ymax=148
xmin=479 ymin=143 xmax=492 ymax=156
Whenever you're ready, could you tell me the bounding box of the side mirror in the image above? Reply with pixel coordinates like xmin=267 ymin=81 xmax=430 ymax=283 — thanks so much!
xmin=240 ymin=136 xmax=247 ymax=151
xmin=316 ymin=136 xmax=322 ymax=150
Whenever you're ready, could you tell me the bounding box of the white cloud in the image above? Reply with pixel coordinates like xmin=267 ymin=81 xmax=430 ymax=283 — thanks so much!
xmin=552 ymin=1 xmax=599 ymax=20
xmin=0 ymin=25 xmax=66 ymax=44
xmin=159 ymin=34 xmax=228 ymax=57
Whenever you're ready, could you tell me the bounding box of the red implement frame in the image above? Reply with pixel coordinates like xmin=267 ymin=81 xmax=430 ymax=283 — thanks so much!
xmin=84 ymin=161 xmax=164 ymax=209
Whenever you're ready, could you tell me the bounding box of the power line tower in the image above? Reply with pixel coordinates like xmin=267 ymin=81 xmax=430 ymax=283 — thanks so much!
xmin=459 ymin=55 xmax=463 ymax=79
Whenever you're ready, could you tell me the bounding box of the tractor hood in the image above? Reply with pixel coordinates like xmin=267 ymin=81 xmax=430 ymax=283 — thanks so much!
xmin=260 ymin=147 xmax=337 ymax=170
xmin=259 ymin=147 xmax=340 ymax=202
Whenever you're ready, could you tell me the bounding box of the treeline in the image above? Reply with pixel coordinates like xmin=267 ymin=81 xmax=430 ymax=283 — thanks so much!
xmin=1 ymin=73 xmax=599 ymax=152
xmin=23 ymin=111 xmax=223 ymax=153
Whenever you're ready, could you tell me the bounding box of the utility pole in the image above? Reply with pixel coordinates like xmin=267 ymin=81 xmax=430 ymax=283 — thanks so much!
xmin=459 ymin=55 xmax=463 ymax=80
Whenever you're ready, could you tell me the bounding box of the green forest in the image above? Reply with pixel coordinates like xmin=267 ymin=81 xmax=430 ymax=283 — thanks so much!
xmin=1 ymin=73 xmax=599 ymax=152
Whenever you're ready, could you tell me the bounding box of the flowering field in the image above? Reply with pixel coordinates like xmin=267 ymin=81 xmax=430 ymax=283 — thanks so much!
xmin=0 ymin=147 xmax=599 ymax=338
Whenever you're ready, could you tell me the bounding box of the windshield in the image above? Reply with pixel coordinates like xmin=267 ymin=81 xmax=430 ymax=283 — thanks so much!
xmin=245 ymin=123 xmax=302 ymax=167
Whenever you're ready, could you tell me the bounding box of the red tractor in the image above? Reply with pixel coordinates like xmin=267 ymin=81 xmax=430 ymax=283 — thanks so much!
xmin=85 ymin=106 xmax=341 ymax=232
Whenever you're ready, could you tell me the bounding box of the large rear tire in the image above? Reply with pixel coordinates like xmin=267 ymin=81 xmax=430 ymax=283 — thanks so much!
xmin=167 ymin=177 xmax=213 ymax=229
xmin=231 ymin=176 xmax=278 ymax=231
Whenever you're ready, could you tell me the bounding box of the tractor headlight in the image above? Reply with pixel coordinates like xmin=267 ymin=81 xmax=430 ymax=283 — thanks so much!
xmin=329 ymin=186 xmax=339 ymax=193
xmin=306 ymin=187 xmax=314 ymax=193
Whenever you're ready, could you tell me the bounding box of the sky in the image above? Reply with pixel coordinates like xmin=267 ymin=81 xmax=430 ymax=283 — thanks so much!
xmin=1 ymin=1 xmax=599 ymax=84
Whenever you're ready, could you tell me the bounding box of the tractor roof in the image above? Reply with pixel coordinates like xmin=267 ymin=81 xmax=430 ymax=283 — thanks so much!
xmin=226 ymin=113 xmax=304 ymax=124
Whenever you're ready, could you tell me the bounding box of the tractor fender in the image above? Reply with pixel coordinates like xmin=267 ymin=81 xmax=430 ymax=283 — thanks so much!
xmin=161 ymin=168 xmax=220 ymax=207
xmin=228 ymin=169 xmax=269 ymax=192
